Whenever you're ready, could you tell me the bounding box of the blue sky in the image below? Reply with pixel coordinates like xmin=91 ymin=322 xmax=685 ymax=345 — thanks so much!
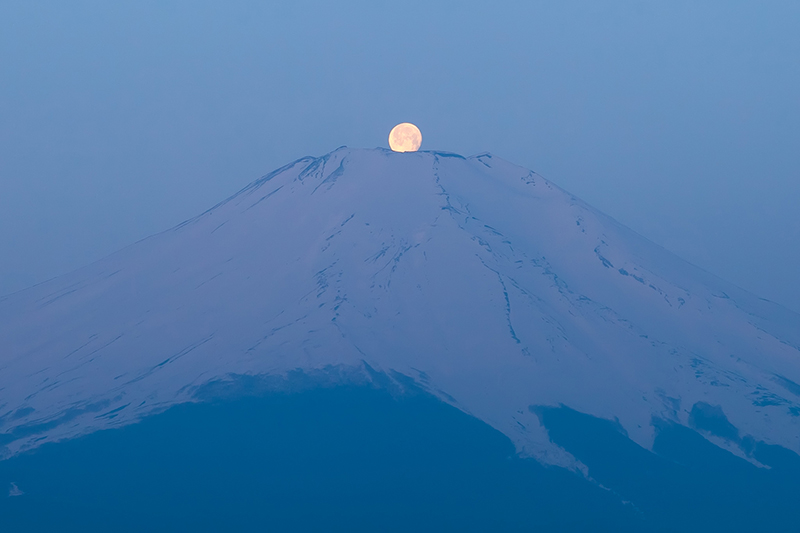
xmin=1 ymin=0 xmax=798 ymax=312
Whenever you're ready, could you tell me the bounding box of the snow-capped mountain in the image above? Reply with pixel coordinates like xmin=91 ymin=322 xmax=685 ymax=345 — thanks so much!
xmin=1 ymin=147 xmax=799 ymax=467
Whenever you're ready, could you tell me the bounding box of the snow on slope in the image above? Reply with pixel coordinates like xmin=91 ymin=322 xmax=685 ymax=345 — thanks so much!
xmin=1 ymin=147 xmax=799 ymax=466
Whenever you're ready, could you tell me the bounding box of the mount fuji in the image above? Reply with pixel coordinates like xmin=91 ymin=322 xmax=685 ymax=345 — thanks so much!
xmin=2 ymin=147 xmax=799 ymax=530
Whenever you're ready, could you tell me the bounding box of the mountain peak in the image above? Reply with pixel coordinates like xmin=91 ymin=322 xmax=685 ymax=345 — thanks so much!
xmin=1 ymin=148 xmax=798 ymax=467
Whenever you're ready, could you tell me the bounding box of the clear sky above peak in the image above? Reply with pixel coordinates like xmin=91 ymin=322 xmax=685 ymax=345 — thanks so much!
xmin=1 ymin=0 xmax=798 ymax=312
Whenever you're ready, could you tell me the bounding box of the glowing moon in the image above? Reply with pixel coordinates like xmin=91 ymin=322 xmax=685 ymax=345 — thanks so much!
xmin=388 ymin=123 xmax=422 ymax=152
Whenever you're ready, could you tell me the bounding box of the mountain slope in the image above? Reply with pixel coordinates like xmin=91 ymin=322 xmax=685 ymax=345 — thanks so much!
xmin=1 ymin=147 xmax=799 ymax=466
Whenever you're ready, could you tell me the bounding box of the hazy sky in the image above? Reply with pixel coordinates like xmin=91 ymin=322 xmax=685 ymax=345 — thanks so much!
xmin=1 ymin=1 xmax=798 ymax=312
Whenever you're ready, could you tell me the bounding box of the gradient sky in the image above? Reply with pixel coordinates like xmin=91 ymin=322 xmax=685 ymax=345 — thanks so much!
xmin=1 ymin=1 xmax=798 ymax=312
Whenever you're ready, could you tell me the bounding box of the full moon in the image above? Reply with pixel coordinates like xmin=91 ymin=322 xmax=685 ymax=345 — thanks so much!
xmin=388 ymin=123 xmax=422 ymax=152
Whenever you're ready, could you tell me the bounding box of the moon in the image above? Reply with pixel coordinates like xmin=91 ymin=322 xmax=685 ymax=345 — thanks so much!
xmin=388 ymin=123 xmax=422 ymax=153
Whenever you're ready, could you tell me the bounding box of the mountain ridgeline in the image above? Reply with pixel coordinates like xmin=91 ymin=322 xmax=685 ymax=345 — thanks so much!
xmin=1 ymin=147 xmax=799 ymax=530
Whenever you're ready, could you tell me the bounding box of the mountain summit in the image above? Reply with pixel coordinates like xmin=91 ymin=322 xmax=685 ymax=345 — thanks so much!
xmin=1 ymin=147 xmax=799 ymax=466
